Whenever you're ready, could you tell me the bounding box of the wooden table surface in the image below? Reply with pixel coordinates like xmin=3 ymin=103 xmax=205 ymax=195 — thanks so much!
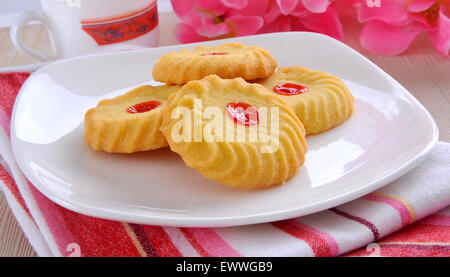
xmin=0 ymin=12 xmax=448 ymax=257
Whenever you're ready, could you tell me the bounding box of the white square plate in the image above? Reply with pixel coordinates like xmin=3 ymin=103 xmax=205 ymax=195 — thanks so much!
xmin=11 ymin=32 xmax=438 ymax=227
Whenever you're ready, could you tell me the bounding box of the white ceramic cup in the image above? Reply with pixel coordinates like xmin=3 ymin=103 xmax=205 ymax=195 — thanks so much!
xmin=10 ymin=0 xmax=159 ymax=61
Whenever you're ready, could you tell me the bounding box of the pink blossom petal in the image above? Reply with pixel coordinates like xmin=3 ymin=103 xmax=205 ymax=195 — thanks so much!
xmin=290 ymin=17 xmax=308 ymax=31
xmin=264 ymin=1 xmax=283 ymax=23
xmin=259 ymin=16 xmax=292 ymax=33
xmin=276 ymin=0 xmax=300 ymax=15
xmin=301 ymin=0 xmax=330 ymax=13
xmin=178 ymin=10 xmax=203 ymax=27
xmin=225 ymin=15 xmax=264 ymax=36
xmin=221 ymin=0 xmax=248 ymax=10
xmin=170 ymin=0 xmax=196 ymax=19
xmin=196 ymin=22 xmax=231 ymax=38
xmin=408 ymin=12 xmax=437 ymax=30
xmin=290 ymin=3 xmax=309 ymax=17
xmin=278 ymin=16 xmax=293 ymax=31
xmin=200 ymin=14 xmax=224 ymax=25
xmin=198 ymin=0 xmax=228 ymax=15
xmin=336 ymin=0 xmax=361 ymax=7
xmin=407 ymin=0 xmax=436 ymax=13
xmin=174 ymin=23 xmax=206 ymax=43
xmin=299 ymin=7 xmax=344 ymax=40
xmin=358 ymin=0 xmax=411 ymax=25
xmin=360 ymin=20 xmax=421 ymax=55
xmin=428 ymin=9 xmax=450 ymax=56
xmin=238 ymin=0 xmax=271 ymax=16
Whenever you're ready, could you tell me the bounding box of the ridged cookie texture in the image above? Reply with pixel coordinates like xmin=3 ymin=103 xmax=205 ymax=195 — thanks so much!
xmin=85 ymin=85 xmax=180 ymax=153
xmin=152 ymin=43 xmax=278 ymax=85
xmin=160 ymin=75 xmax=307 ymax=189
xmin=259 ymin=66 xmax=354 ymax=135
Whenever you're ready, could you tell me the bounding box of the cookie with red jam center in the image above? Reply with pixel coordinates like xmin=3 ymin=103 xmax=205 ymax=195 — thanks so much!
xmin=85 ymin=84 xmax=180 ymax=153
xmin=152 ymin=43 xmax=277 ymax=85
xmin=160 ymin=75 xmax=307 ymax=189
xmin=258 ymin=66 xmax=354 ymax=135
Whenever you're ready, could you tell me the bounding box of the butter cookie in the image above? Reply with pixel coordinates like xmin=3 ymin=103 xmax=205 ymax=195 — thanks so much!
xmin=160 ymin=75 xmax=307 ymax=189
xmin=85 ymin=85 xmax=180 ymax=153
xmin=152 ymin=43 xmax=277 ymax=85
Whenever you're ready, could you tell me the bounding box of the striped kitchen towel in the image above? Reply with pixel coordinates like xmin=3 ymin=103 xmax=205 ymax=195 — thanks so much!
xmin=0 ymin=72 xmax=449 ymax=257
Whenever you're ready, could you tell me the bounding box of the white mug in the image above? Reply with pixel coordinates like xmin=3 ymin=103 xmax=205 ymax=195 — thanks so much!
xmin=10 ymin=0 xmax=159 ymax=61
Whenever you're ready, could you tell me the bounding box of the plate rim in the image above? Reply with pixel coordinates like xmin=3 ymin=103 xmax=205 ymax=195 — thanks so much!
xmin=10 ymin=31 xmax=440 ymax=227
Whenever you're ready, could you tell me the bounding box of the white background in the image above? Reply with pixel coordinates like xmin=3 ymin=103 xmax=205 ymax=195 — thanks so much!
xmin=0 ymin=0 xmax=49 ymax=13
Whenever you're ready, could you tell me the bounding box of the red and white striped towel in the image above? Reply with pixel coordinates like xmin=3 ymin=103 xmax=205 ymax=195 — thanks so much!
xmin=0 ymin=72 xmax=449 ymax=257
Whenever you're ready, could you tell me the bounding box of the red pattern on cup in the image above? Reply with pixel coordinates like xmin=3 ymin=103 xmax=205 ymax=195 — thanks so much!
xmin=81 ymin=1 xmax=158 ymax=46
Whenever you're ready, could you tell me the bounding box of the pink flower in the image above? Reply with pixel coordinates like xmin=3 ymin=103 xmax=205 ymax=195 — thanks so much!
xmin=356 ymin=0 xmax=450 ymax=56
xmin=171 ymin=0 xmax=265 ymax=43
xmin=171 ymin=0 xmax=345 ymax=43
xmin=260 ymin=0 xmax=344 ymax=40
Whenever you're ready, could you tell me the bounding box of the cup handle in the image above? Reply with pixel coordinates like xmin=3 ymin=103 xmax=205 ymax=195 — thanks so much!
xmin=10 ymin=11 xmax=60 ymax=61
